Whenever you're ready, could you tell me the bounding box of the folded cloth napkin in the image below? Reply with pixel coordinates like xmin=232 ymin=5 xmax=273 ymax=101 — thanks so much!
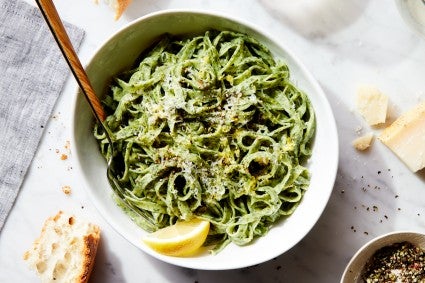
xmin=0 ymin=0 xmax=85 ymax=230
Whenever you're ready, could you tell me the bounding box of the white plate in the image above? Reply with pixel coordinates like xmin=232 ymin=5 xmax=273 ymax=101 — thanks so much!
xmin=72 ymin=10 xmax=338 ymax=270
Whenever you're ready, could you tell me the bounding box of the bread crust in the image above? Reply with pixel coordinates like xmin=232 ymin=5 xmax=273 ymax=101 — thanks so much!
xmin=94 ymin=0 xmax=132 ymax=20
xmin=114 ymin=0 xmax=132 ymax=20
xmin=80 ymin=226 xmax=100 ymax=283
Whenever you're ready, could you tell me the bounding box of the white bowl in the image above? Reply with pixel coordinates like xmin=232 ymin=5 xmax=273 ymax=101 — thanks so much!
xmin=72 ymin=10 xmax=338 ymax=270
xmin=341 ymin=231 xmax=425 ymax=282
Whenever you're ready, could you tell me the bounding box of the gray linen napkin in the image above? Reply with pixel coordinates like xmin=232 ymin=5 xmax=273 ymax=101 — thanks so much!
xmin=0 ymin=0 xmax=85 ymax=230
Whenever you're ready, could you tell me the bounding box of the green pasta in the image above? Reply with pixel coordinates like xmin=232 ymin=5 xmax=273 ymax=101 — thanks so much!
xmin=94 ymin=30 xmax=315 ymax=254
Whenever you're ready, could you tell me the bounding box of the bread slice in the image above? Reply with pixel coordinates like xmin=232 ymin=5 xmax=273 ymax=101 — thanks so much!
xmin=23 ymin=211 xmax=100 ymax=283
xmin=95 ymin=0 xmax=132 ymax=20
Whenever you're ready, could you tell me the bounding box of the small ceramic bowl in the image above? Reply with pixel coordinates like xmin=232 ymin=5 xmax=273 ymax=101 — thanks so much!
xmin=341 ymin=231 xmax=425 ymax=282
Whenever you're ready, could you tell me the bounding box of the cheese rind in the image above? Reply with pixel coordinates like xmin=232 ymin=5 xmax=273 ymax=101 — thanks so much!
xmin=378 ymin=101 xmax=425 ymax=172
xmin=353 ymin=132 xmax=374 ymax=151
xmin=356 ymin=85 xmax=388 ymax=125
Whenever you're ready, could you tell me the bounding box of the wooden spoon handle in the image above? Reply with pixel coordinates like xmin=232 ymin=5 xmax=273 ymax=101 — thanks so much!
xmin=35 ymin=0 xmax=106 ymax=122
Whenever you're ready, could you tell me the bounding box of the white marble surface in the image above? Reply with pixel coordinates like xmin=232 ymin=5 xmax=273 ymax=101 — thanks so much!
xmin=1 ymin=0 xmax=425 ymax=282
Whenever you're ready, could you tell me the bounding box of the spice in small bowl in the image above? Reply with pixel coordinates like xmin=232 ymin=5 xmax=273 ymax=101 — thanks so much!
xmin=341 ymin=231 xmax=425 ymax=283
xmin=362 ymin=241 xmax=425 ymax=282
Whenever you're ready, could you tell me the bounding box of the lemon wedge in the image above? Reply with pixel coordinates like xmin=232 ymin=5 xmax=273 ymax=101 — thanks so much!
xmin=142 ymin=218 xmax=210 ymax=257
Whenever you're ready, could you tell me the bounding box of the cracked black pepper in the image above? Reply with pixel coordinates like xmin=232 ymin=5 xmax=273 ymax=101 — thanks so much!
xmin=362 ymin=241 xmax=425 ymax=282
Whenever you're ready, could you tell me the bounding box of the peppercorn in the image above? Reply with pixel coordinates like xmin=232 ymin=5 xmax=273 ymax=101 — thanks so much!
xmin=362 ymin=241 xmax=425 ymax=282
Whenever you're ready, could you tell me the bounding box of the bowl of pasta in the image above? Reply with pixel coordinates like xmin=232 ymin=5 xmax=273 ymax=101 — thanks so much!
xmin=72 ymin=10 xmax=338 ymax=270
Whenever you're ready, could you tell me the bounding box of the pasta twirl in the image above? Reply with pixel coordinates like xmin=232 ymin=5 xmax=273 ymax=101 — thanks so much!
xmin=94 ymin=30 xmax=315 ymax=253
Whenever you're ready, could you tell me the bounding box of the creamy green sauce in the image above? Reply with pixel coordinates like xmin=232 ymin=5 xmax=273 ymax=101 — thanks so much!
xmin=94 ymin=30 xmax=315 ymax=253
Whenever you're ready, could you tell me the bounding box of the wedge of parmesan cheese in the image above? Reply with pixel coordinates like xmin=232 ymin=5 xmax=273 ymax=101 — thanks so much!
xmin=353 ymin=132 xmax=374 ymax=151
xmin=378 ymin=101 xmax=425 ymax=172
xmin=356 ymin=85 xmax=388 ymax=125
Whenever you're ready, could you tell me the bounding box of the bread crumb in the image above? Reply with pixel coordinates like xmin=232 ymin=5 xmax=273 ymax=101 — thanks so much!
xmin=56 ymin=141 xmax=71 ymax=160
xmin=62 ymin=186 xmax=71 ymax=195
xmin=65 ymin=140 xmax=70 ymax=150
xmin=353 ymin=132 xmax=374 ymax=151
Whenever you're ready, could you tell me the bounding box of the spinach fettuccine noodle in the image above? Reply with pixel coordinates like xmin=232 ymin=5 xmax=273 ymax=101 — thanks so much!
xmin=94 ymin=30 xmax=315 ymax=253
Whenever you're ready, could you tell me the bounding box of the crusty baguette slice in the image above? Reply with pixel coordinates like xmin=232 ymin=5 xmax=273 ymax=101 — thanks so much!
xmin=95 ymin=0 xmax=132 ymax=20
xmin=23 ymin=211 xmax=100 ymax=283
